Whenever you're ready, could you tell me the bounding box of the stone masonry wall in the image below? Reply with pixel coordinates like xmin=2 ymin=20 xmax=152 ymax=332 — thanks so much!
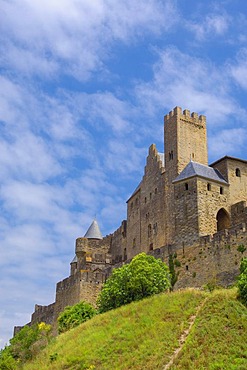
xmin=126 ymin=144 xmax=166 ymax=260
xmin=149 ymin=221 xmax=247 ymax=289
xmin=211 ymin=157 xmax=247 ymax=206
xmin=197 ymin=178 xmax=230 ymax=236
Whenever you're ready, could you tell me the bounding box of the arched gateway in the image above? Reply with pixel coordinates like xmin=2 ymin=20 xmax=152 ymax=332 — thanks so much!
xmin=216 ymin=208 xmax=230 ymax=231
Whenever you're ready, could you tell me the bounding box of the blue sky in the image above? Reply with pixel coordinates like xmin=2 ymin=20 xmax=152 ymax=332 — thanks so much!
xmin=0 ymin=0 xmax=247 ymax=348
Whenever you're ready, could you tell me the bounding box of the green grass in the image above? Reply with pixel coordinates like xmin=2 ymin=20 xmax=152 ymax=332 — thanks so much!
xmin=22 ymin=288 xmax=247 ymax=370
xmin=170 ymin=289 xmax=247 ymax=370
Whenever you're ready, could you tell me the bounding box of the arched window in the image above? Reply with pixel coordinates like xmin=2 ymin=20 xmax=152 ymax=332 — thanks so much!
xmin=216 ymin=208 xmax=230 ymax=231
xmin=236 ymin=168 xmax=241 ymax=177
xmin=207 ymin=183 xmax=211 ymax=191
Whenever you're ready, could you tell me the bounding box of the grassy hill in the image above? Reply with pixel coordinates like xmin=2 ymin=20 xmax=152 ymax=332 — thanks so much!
xmin=23 ymin=288 xmax=247 ymax=370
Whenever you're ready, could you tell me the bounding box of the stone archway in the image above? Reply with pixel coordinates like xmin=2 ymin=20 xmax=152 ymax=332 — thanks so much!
xmin=216 ymin=208 xmax=230 ymax=231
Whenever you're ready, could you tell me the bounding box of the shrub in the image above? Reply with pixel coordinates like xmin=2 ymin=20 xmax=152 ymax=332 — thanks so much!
xmin=58 ymin=301 xmax=96 ymax=333
xmin=97 ymin=252 xmax=171 ymax=313
xmin=237 ymin=244 xmax=246 ymax=254
xmin=237 ymin=257 xmax=247 ymax=305
xmin=0 ymin=322 xmax=52 ymax=368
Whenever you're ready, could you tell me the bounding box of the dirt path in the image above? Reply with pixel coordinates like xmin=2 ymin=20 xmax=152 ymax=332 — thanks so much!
xmin=163 ymin=297 xmax=208 ymax=370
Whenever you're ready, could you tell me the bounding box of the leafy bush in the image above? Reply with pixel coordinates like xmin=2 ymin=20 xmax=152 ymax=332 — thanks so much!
xmin=97 ymin=252 xmax=171 ymax=313
xmin=237 ymin=244 xmax=246 ymax=254
xmin=0 ymin=322 xmax=51 ymax=368
xmin=237 ymin=257 xmax=247 ymax=305
xmin=58 ymin=301 xmax=97 ymax=333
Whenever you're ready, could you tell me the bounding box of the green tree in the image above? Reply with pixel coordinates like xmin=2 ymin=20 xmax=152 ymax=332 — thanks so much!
xmin=237 ymin=257 xmax=247 ymax=305
xmin=57 ymin=301 xmax=96 ymax=333
xmin=97 ymin=252 xmax=171 ymax=313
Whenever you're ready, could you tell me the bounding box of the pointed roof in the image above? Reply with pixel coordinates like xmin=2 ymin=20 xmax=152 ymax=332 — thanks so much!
xmin=173 ymin=161 xmax=228 ymax=184
xmin=84 ymin=219 xmax=103 ymax=240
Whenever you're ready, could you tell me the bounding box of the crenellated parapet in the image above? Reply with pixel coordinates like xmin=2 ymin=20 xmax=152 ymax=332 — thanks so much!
xmin=164 ymin=106 xmax=206 ymax=126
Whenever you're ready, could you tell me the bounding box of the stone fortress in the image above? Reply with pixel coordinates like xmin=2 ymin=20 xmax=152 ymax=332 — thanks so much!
xmin=15 ymin=106 xmax=247 ymax=331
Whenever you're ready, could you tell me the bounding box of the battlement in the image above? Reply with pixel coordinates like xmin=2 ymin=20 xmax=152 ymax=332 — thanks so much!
xmin=164 ymin=106 xmax=206 ymax=125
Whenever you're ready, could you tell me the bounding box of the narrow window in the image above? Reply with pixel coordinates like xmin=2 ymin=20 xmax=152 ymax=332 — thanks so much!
xmin=220 ymin=187 xmax=224 ymax=195
xmin=236 ymin=168 xmax=241 ymax=177
xmin=149 ymin=243 xmax=153 ymax=251
xmin=133 ymin=238 xmax=136 ymax=248
xmin=155 ymin=187 xmax=158 ymax=194
xmin=144 ymin=197 xmax=147 ymax=203
xmin=185 ymin=183 xmax=189 ymax=191
xmin=148 ymin=224 xmax=152 ymax=237
xmin=150 ymin=192 xmax=152 ymax=199
xmin=186 ymin=265 xmax=189 ymax=271
xmin=207 ymin=183 xmax=211 ymax=191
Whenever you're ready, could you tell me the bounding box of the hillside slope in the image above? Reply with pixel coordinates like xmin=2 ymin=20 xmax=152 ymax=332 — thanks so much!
xmin=23 ymin=289 xmax=247 ymax=370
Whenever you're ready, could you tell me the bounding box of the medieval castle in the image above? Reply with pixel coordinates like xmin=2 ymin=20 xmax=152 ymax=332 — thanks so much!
xmin=15 ymin=106 xmax=247 ymax=331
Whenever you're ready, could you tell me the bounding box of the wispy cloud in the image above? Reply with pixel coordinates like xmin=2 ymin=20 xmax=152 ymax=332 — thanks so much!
xmin=230 ymin=48 xmax=247 ymax=90
xmin=0 ymin=0 xmax=177 ymax=81
xmin=187 ymin=13 xmax=230 ymax=41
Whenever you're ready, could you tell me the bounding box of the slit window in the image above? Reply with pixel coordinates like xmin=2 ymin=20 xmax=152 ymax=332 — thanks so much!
xmin=236 ymin=168 xmax=241 ymax=177
xmin=220 ymin=187 xmax=224 ymax=195
xmin=185 ymin=183 xmax=189 ymax=191
xmin=207 ymin=183 xmax=211 ymax=191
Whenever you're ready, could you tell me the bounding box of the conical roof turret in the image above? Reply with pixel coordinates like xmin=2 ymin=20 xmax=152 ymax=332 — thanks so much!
xmin=84 ymin=219 xmax=103 ymax=240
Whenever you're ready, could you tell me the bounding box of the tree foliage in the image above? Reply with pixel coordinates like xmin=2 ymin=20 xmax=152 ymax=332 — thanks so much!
xmin=97 ymin=252 xmax=171 ymax=313
xmin=237 ymin=257 xmax=247 ymax=305
xmin=57 ymin=301 xmax=96 ymax=333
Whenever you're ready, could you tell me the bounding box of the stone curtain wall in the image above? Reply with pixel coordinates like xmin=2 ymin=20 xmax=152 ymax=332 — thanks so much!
xmin=150 ymin=220 xmax=247 ymax=289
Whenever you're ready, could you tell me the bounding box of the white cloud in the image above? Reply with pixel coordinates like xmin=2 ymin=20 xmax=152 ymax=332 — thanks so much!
xmin=230 ymin=48 xmax=247 ymax=90
xmin=135 ymin=47 xmax=239 ymax=124
xmin=187 ymin=13 xmax=230 ymax=41
xmin=0 ymin=0 xmax=177 ymax=80
xmin=209 ymin=128 xmax=246 ymax=160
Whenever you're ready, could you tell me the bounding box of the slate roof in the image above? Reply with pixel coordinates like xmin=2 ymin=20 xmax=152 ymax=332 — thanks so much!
xmin=84 ymin=219 xmax=103 ymax=240
xmin=173 ymin=161 xmax=228 ymax=184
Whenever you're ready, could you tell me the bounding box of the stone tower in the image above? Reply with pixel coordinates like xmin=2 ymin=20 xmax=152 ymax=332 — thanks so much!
xmin=163 ymin=107 xmax=208 ymax=244
xmin=164 ymin=106 xmax=207 ymax=183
